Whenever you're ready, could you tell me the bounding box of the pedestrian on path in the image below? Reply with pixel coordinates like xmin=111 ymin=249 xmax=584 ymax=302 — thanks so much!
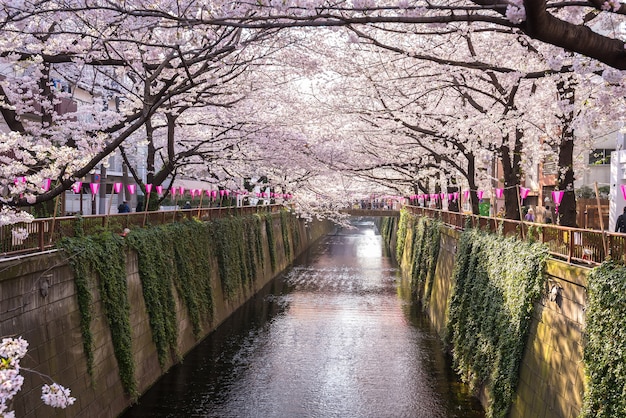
xmin=615 ymin=207 xmax=626 ymax=233
xmin=118 ymin=201 xmax=130 ymax=213
xmin=524 ymin=208 xmax=534 ymax=222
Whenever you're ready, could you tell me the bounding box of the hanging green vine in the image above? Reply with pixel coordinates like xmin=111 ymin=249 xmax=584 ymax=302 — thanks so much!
xmin=280 ymin=210 xmax=292 ymax=260
xmin=58 ymin=238 xmax=94 ymax=381
xmin=211 ymin=216 xmax=254 ymax=298
xmin=58 ymin=233 xmax=137 ymax=398
xmin=124 ymin=227 xmax=179 ymax=367
xmin=581 ymin=261 xmax=626 ymax=418
xmin=422 ymin=218 xmax=441 ymax=302
xmin=58 ymin=211 xmax=292 ymax=400
xmin=253 ymin=214 xmax=265 ymax=269
xmin=171 ymin=222 xmax=215 ymax=332
xmin=379 ymin=216 xmax=394 ymax=245
xmin=290 ymin=211 xmax=301 ymax=253
xmin=401 ymin=215 xmax=441 ymax=302
xmin=396 ymin=209 xmax=410 ymax=261
xmin=446 ymin=228 xmax=548 ymax=418
xmin=244 ymin=219 xmax=259 ymax=281
xmin=264 ymin=213 xmax=277 ymax=271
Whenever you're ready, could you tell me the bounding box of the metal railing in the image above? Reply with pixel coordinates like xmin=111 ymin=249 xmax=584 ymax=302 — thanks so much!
xmin=0 ymin=205 xmax=282 ymax=259
xmin=405 ymin=205 xmax=626 ymax=266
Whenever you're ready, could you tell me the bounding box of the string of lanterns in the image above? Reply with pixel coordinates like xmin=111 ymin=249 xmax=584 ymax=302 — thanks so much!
xmin=408 ymin=186 xmax=565 ymax=211
xmin=13 ymin=177 xmax=294 ymax=200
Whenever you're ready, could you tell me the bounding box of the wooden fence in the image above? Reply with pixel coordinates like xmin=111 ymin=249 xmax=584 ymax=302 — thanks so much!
xmin=405 ymin=205 xmax=625 ymax=266
xmin=3 ymin=204 xmax=624 ymax=266
xmin=0 ymin=205 xmax=281 ymax=258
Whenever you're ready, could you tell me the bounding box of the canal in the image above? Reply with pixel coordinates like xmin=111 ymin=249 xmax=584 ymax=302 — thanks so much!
xmin=121 ymin=218 xmax=484 ymax=417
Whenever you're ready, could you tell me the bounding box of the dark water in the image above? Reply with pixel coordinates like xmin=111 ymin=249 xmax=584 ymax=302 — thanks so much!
xmin=121 ymin=219 xmax=484 ymax=418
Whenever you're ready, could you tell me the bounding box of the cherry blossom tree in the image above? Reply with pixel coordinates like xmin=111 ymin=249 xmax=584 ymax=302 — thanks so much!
xmin=1 ymin=1 xmax=626 ymax=226
xmin=1 ymin=336 xmax=75 ymax=417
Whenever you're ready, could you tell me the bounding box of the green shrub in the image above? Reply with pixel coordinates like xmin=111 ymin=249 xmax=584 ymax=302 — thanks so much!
xmin=59 ymin=233 xmax=137 ymax=397
xmin=446 ymin=229 xmax=548 ymax=418
xmin=581 ymin=261 xmax=626 ymax=418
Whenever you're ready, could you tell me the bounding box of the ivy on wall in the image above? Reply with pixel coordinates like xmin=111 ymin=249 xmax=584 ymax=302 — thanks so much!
xmin=446 ymin=228 xmax=548 ymax=418
xmin=410 ymin=216 xmax=441 ymax=302
xmin=379 ymin=216 xmax=395 ymax=246
xmin=280 ymin=210 xmax=292 ymax=260
xmin=211 ymin=216 xmax=254 ymax=298
xmin=581 ymin=261 xmax=626 ymax=418
xmin=395 ymin=210 xmax=409 ymax=261
xmin=59 ymin=233 xmax=137 ymax=397
xmin=124 ymin=227 xmax=180 ymax=368
xmin=290 ymin=211 xmax=301 ymax=253
xmin=264 ymin=213 xmax=277 ymax=271
xmin=169 ymin=222 xmax=215 ymax=337
xmin=59 ymin=211 xmax=291 ymax=400
xmin=394 ymin=211 xmax=441 ymax=303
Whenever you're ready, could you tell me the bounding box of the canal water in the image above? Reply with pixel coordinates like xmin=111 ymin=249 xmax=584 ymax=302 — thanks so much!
xmin=121 ymin=219 xmax=484 ymax=417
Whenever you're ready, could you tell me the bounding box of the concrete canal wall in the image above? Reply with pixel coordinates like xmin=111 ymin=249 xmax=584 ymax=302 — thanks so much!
xmin=0 ymin=213 xmax=333 ymax=417
xmin=387 ymin=217 xmax=588 ymax=418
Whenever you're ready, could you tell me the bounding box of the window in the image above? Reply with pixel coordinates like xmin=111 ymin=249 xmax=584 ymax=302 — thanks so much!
xmin=589 ymin=149 xmax=614 ymax=165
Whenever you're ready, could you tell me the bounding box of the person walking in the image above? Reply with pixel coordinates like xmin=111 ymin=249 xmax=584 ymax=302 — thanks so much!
xmin=524 ymin=208 xmax=535 ymax=222
xmin=117 ymin=200 xmax=130 ymax=213
xmin=615 ymin=207 xmax=626 ymax=233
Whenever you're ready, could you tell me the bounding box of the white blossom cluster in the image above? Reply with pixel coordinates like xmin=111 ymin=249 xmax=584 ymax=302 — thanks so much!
xmin=0 ymin=337 xmax=75 ymax=417
xmin=602 ymin=0 xmax=621 ymax=11
xmin=505 ymin=0 xmax=526 ymax=24
xmin=0 ymin=208 xmax=33 ymax=229
xmin=10 ymin=228 xmax=28 ymax=245
xmin=40 ymin=384 xmax=75 ymax=409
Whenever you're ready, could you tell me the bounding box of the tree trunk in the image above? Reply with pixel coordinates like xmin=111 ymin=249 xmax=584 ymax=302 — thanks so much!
xmin=466 ymin=153 xmax=480 ymax=215
xmin=500 ymin=130 xmax=524 ymax=220
xmin=556 ymin=78 xmax=578 ymax=227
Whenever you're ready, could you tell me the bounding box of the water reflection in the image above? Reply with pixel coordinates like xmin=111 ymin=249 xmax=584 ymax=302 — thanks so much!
xmin=122 ymin=219 xmax=484 ymax=418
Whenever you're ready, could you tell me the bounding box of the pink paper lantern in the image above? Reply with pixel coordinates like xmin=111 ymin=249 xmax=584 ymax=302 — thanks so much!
xmin=127 ymin=184 xmax=136 ymax=195
xmin=225 ymin=190 xmax=230 ymax=196
xmin=72 ymin=181 xmax=82 ymax=193
xmin=621 ymin=184 xmax=626 ymax=200
xmin=463 ymin=190 xmax=470 ymax=200
xmin=211 ymin=190 xmax=217 ymax=199
xmin=156 ymin=185 xmax=163 ymax=195
xmin=89 ymin=183 xmax=100 ymax=195
xmin=495 ymin=188 xmax=504 ymax=199
xmin=145 ymin=184 xmax=153 ymax=194
xmin=552 ymin=190 xmax=564 ymax=206
xmin=190 ymin=189 xmax=197 ymax=198
xmin=42 ymin=178 xmax=51 ymax=191
xmin=170 ymin=187 xmax=177 ymax=197
xmin=179 ymin=187 xmax=185 ymax=195
xmin=453 ymin=192 xmax=459 ymax=200
xmin=440 ymin=193 xmax=445 ymax=200
xmin=477 ymin=190 xmax=484 ymax=200
xmin=113 ymin=182 xmax=122 ymax=193
xmin=520 ymin=187 xmax=530 ymax=200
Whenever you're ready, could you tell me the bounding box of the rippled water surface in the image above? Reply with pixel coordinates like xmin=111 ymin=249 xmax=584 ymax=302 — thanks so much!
xmin=122 ymin=219 xmax=484 ymax=418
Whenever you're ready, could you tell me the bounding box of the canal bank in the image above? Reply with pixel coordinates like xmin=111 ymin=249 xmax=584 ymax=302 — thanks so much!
xmin=380 ymin=212 xmax=589 ymax=418
xmin=121 ymin=217 xmax=484 ymax=417
xmin=0 ymin=210 xmax=333 ymax=417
